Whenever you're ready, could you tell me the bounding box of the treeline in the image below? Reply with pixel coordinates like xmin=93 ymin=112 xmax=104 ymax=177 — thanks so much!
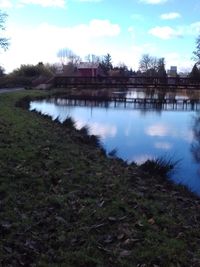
xmin=1 ymin=48 xmax=200 ymax=88
xmin=0 ymin=63 xmax=57 ymax=88
xmin=57 ymin=48 xmax=168 ymax=78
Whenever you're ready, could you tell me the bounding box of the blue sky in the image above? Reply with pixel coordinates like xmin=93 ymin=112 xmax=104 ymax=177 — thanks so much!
xmin=0 ymin=0 xmax=200 ymax=73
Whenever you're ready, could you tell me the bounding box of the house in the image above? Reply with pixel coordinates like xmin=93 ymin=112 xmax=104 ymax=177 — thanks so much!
xmin=77 ymin=62 xmax=101 ymax=77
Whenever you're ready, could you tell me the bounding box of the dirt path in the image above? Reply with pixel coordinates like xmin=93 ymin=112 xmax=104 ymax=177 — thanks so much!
xmin=0 ymin=88 xmax=25 ymax=94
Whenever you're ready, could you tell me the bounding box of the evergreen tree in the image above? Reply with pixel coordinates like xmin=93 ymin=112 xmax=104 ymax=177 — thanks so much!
xmin=157 ymin=58 xmax=167 ymax=78
xmin=189 ymin=64 xmax=200 ymax=79
xmin=100 ymin=53 xmax=113 ymax=75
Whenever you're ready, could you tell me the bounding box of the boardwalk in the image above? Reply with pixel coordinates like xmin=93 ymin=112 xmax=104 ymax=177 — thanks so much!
xmin=54 ymin=75 xmax=200 ymax=89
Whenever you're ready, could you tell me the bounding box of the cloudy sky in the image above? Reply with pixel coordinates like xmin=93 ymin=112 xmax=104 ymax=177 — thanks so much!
xmin=0 ymin=0 xmax=199 ymax=73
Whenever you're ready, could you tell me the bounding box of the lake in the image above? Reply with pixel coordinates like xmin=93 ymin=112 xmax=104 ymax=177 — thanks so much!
xmin=30 ymin=88 xmax=200 ymax=195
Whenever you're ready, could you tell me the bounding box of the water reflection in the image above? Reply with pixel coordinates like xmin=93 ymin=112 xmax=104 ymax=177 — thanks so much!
xmin=30 ymin=89 xmax=200 ymax=195
xmin=191 ymin=113 xmax=200 ymax=163
xmin=145 ymin=123 xmax=171 ymax=137
xmin=76 ymin=120 xmax=117 ymax=139
xmin=154 ymin=142 xmax=172 ymax=150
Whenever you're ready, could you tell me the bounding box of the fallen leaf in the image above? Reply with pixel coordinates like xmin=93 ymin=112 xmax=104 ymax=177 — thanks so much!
xmin=108 ymin=216 xmax=117 ymax=222
xmin=117 ymin=233 xmax=125 ymax=240
xmin=148 ymin=218 xmax=155 ymax=225
xmin=119 ymin=250 xmax=131 ymax=257
xmin=104 ymin=235 xmax=114 ymax=244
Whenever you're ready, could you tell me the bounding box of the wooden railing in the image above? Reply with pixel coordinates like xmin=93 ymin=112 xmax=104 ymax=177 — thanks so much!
xmin=54 ymin=76 xmax=200 ymax=89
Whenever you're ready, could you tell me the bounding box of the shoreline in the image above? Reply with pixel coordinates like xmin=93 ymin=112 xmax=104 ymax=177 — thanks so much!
xmin=1 ymin=89 xmax=200 ymax=266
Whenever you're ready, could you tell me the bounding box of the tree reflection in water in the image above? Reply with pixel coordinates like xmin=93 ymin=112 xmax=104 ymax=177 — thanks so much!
xmin=191 ymin=113 xmax=200 ymax=163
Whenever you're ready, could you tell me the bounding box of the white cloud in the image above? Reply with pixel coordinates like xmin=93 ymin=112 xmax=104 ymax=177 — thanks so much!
xmin=186 ymin=21 xmax=200 ymax=35
xmin=160 ymin=12 xmax=181 ymax=20
xmin=165 ymin=52 xmax=193 ymax=72
xmin=149 ymin=21 xmax=200 ymax=41
xmin=1 ymin=20 xmax=120 ymax=72
xmin=88 ymin=19 xmax=120 ymax=37
xmin=0 ymin=0 xmax=13 ymax=8
xmin=19 ymin=0 xmax=65 ymax=8
xmin=148 ymin=26 xmax=182 ymax=39
xmin=77 ymin=0 xmax=102 ymax=2
xmin=140 ymin=0 xmax=167 ymax=4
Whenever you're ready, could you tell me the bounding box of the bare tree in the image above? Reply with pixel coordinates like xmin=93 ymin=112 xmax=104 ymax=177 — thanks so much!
xmin=57 ymin=48 xmax=81 ymax=65
xmin=85 ymin=54 xmax=100 ymax=63
xmin=193 ymin=35 xmax=200 ymax=66
xmin=0 ymin=10 xmax=9 ymax=51
xmin=139 ymin=54 xmax=156 ymax=73
xmin=139 ymin=54 xmax=166 ymax=77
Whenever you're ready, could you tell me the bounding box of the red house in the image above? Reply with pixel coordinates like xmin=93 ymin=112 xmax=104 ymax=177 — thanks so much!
xmin=77 ymin=62 xmax=100 ymax=77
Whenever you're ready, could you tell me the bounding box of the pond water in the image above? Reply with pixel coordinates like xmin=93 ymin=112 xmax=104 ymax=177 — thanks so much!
xmin=30 ymin=89 xmax=200 ymax=195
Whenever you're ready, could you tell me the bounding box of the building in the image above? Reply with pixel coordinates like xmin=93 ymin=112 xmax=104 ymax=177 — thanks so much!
xmin=77 ymin=62 xmax=100 ymax=77
xmin=167 ymin=66 xmax=177 ymax=77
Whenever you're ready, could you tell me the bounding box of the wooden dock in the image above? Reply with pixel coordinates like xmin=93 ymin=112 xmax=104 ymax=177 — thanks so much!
xmin=54 ymin=96 xmax=200 ymax=111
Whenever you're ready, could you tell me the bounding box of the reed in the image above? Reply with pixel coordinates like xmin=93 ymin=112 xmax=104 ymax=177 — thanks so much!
xmin=62 ymin=116 xmax=76 ymax=129
xmin=140 ymin=157 xmax=179 ymax=177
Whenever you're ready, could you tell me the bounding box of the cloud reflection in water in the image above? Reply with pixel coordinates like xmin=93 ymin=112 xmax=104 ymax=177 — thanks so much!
xmin=76 ymin=120 xmax=117 ymax=139
xmin=154 ymin=142 xmax=172 ymax=150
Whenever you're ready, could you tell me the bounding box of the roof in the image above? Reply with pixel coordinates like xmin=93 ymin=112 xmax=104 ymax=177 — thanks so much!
xmin=77 ymin=62 xmax=99 ymax=69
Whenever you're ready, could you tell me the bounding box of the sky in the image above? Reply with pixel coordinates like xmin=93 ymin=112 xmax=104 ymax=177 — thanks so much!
xmin=0 ymin=0 xmax=200 ymax=73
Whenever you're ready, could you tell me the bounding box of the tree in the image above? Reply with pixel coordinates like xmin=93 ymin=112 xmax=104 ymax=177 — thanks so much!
xmin=193 ymin=35 xmax=200 ymax=65
xmin=191 ymin=114 xmax=200 ymax=163
xmin=157 ymin=58 xmax=167 ymax=78
xmin=0 ymin=10 xmax=9 ymax=51
xmin=139 ymin=54 xmax=154 ymax=73
xmin=139 ymin=54 xmax=167 ymax=77
xmin=85 ymin=54 xmax=100 ymax=63
xmin=0 ymin=66 xmax=5 ymax=76
xmin=11 ymin=63 xmax=54 ymax=78
xmin=100 ymin=53 xmax=113 ymax=75
xmin=114 ymin=62 xmax=129 ymax=76
xmin=189 ymin=64 xmax=200 ymax=79
xmin=57 ymin=48 xmax=81 ymax=65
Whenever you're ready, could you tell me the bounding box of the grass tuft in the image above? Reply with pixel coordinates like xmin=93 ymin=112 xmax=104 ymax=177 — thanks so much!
xmin=108 ymin=148 xmax=118 ymax=158
xmin=88 ymin=134 xmax=101 ymax=148
xmin=140 ymin=157 xmax=179 ymax=177
xmin=62 ymin=117 xmax=76 ymax=129
xmin=15 ymin=95 xmax=31 ymax=109
xmin=79 ymin=125 xmax=90 ymax=136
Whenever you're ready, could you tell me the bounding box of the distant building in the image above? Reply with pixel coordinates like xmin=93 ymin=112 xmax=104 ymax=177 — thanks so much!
xmin=179 ymin=72 xmax=188 ymax=78
xmin=167 ymin=66 xmax=177 ymax=77
xmin=77 ymin=62 xmax=101 ymax=77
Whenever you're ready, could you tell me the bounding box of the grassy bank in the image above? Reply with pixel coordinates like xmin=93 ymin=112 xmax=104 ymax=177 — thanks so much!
xmin=1 ymin=90 xmax=200 ymax=267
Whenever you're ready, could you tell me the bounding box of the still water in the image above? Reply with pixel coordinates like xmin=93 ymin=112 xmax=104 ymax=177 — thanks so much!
xmin=30 ymin=89 xmax=200 ymax=195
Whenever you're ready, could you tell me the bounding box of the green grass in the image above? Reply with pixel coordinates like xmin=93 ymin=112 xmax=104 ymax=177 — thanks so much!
xmin=1 ymin=89 xmax=200 ymax=266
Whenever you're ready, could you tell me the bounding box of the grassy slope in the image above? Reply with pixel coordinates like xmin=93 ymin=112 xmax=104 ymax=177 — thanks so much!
xmin=1 ymin=90 xmax=200 ymax=267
